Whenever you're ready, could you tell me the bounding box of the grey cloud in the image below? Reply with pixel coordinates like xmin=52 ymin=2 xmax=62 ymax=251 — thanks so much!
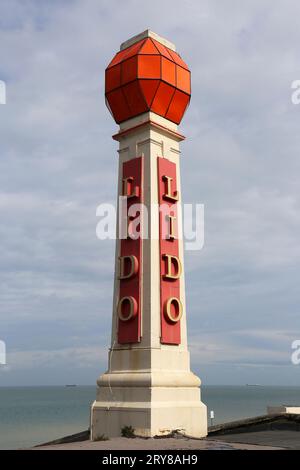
xmin=0 ymin=0 xmax=300 ymax=385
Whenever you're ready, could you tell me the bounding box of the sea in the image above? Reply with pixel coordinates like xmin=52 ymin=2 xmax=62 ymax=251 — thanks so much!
xmin=1 ymin=385 xmax=300 ymax=449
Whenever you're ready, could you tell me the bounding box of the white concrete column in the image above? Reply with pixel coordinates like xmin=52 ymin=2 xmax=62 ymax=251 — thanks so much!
xmin=91 ymin=110 xmax=207 ymax=438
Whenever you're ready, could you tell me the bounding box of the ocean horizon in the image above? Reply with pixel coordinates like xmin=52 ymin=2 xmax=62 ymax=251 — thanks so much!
xmin=1 ymin=385 xmax=300 ymax=449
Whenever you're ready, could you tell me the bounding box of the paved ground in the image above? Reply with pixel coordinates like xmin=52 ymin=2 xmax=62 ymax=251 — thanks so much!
xmin=207 ymin=430 xmax=300 ymax=450
xmin=34 ymin=436 xmax=283 ymax=450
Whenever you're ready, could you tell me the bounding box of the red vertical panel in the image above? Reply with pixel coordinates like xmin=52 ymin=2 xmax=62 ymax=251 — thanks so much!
xmin=157 ymin=157 xmax=181 ymax=345
xmin=118 ymin=157 xmax=143 ymax=344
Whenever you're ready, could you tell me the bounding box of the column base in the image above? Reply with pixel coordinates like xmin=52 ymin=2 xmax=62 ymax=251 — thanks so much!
xmin=91 ymin=400 xmax=207 ymax=439
xmin=90 ymin=371 xmax=207 ymax=439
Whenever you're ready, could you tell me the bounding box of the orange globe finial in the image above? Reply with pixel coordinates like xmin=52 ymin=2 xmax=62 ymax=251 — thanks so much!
xmin=105 ymin=30 xmax=191 ymax=125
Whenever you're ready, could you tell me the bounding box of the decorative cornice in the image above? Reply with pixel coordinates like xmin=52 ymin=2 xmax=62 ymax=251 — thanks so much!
xmin=112 ymin=119 xmax=185 ymax=142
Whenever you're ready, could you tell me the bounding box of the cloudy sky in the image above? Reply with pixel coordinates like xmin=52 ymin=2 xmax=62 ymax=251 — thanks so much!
xmin=1 ymin=0 xmax=300 ymax=386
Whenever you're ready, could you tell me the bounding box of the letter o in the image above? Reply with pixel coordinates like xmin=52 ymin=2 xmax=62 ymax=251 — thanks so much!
xmin=164 ymin=297 xmax=183 ymax=323
xmin=117 ymin=296 xmax=138 ymax=322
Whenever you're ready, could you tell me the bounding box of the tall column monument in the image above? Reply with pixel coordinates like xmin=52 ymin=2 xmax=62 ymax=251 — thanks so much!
xmin=91 ymin=30 xmax=207 ymax=439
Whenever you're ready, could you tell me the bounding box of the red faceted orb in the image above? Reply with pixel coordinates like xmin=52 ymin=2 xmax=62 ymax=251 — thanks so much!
xmin=105 ymin=37 xmax=191 ymax=125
